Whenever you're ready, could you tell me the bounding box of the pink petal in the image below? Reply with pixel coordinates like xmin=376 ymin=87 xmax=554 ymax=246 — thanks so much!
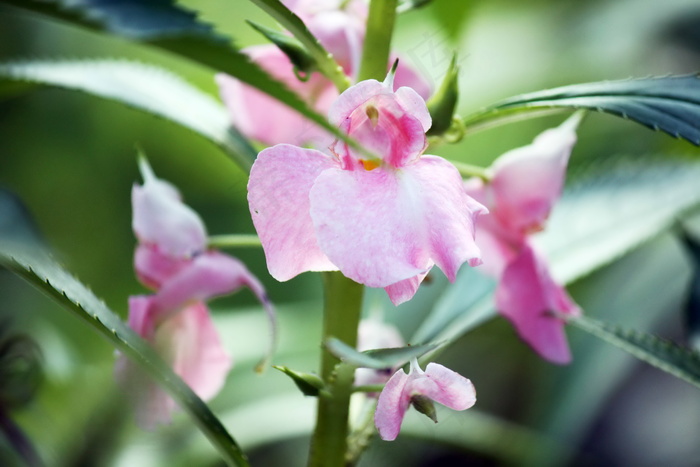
xmin=248 ymin=144 xmax=338 ymax=281
xmin=132 ymin=159 xmax=207 ymax=258
xmin=489 ymin=116 xmax=578 ymax=234
xmin=307 ymin=10 xmax=364 ymax=74
xmin=403 ymin=156 xmax=487 ymax=281
xmin=393 ymin=86 xmax=431 ymax=132
xmin=410 ymin=363 xmax=476 ymax=411
xmin=393 ymin=58 xmax=432 ymax=101
xmin=153 ymin=251 xmax=272 ymax=321
xmin=328 ymin=79 xmax=386 ymax=127
xmin=134 ymin=244 xmax=190 ymax=290
xmin=384 ymin=269 xmax=431 ymax=306
xmin=216 ymin=46 xmax=333 ymax=147
xmin=309 ymin=167 xmax=431 ymax=287
xmin=329 ymin=81 xmax=428 ymax=168
xmin=375 ymin=368 xmax=411 ymax=441
xmin=158 ymin=302 xmax=232 ymax=401
xmin=496 ymin=243 xmax=579 ymax=364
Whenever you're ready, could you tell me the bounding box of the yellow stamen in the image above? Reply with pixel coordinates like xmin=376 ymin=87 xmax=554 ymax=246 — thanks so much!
xmin=361 ymin=159 xmax=380 ymax=171
xmin=365 ymin=105 xmax=379 ymax=128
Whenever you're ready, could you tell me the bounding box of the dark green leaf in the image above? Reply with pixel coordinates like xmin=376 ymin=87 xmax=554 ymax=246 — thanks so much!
xmin=1 ymin=0 xmax=348 ymax=143
xmin=247 ymin=0 xmax=351 ymax=91
xmin=0 ymin=241 xmax=249 ymax=467
xmin=273 ymin=365 xmax=324 ymax=397
xmin=462 ymin=75 xmax=700 ymax=145
xmin=680 ymin=228 xmax=700 ymax=350
xmin=565 ymin=314 xmax=700 ymax=390
xmin=0 ymin=60 xmax=257 ymax=170
xmin=247 ymin=21 xmax=316 ymax=74
xmin=325 ymin=337 xmax=439 ymax=369
xmin=0 ymin=187 xmax=43 ymax=246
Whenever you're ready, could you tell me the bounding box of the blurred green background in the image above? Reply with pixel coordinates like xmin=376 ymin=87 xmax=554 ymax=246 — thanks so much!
xmin=1 ymin=0 xmax=700 ymax=465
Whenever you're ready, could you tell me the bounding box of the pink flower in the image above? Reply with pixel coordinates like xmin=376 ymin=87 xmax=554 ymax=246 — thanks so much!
xmin=117 ymin=159 xmax=275 ymax=429
xmin=465 ymin=114 xmax=582 ymax=364
xmin=216 ymin=0 xmax=431 ymax=147
xmin=248 ymin=77 xmax=486 ymax=305
xmin=374 ymin=358 xmax=476 ymax=441
xmin=354 ymin=319 xmax=405 ymax=388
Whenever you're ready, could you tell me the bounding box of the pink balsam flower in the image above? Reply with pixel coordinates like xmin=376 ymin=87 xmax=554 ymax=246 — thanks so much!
xmin=216 ymin=0 xmax=430 ymax=147
xmin=375 ymin=358 xmax=476 ymax=441
xmin=465 ymin=114 xmax=582 ymax=364
xmin=117 ymin=159 xmax=274 ymax=429
xmin=248 ymin=76 xmax=486 ymax=305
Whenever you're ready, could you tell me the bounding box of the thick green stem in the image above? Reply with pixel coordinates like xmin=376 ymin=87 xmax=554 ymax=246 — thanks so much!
xmin=357 ymin=0 xmax=399 ymax=82
xmin=308 ymin=272 xmax=364 ymax=467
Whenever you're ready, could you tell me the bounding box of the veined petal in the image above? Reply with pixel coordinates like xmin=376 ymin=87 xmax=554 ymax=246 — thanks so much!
xmin=489 ymin=115 xmax=578 ymax=234
xmin=403 ymin=156 xmax=487 ymax=281
xmin=132 ymin=159 xmax=207 ymax=258
xmin=309 ymin=167 xmax=430 ymax=287
xmin=410 ymin=363 xmax=476 ymax=411
xmin=394 ymin=86 xmax=431 ymax=132
xmin=496 ymin=243 xmax=579 ymax=364
xmin=375 ymin=368 xmax=411 ymax=441
xmin=249 ymin=145 xmax=339 ymax=281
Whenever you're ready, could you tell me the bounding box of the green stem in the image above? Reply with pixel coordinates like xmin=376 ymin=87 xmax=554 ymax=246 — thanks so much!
xmin=308 ymin=272 xmax=364 ymax=467
xmin=357 ymin=0 xmax=399 ymax=82
xmin=208 ymin=234 xmax=262 ymax=249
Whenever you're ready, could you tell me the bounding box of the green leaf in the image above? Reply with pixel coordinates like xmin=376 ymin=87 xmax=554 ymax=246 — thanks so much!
xmin=0 ymin=59 xmax=257 ymax=170
xmin=273 ymin=365 xmax=325 ymax=397
xmin=247 ymin=21 xmax=316 ymax=74
xmin=247 ymin=0 xmax=351 ymax=92
xmin=1 ymin=0 xmax=349 ymax=144
xmin=0 ymin=241 xmax=249 ymax=467
xmin=325 ymin=337 xmax=439 ymax=369
xmin=565 ymin=314 xmax=700 ymax=390
xmin=680 ymin=228 xmax=700 ymax=350
xmin=415 ymin=155 xmax=700 ymax=345
xmin=462 ymin=75 xmax=700 ymax=145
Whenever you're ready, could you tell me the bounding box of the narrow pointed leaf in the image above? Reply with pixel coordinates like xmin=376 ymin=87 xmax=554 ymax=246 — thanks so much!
xmin=565 ymin=314 xmax=700 ymax=389
xmin=325 ymin=337 xmax=438 ymax=369
xmin=1 ymin=0 xmax=350 ymax=144
xmin=0 ymin=241 xmax=249 ymax=467
xmin=247 ymin=0 xmax=351 ymax=92
xmin=462 ymin=75 xmax=700 ymax=145
xmin=247 ymin=21 xmax=316 ymax=74
xmin=426 ymin=54 xmax=460 ymax=136
xmin=0 ymin=59 xmax=257 ymax=170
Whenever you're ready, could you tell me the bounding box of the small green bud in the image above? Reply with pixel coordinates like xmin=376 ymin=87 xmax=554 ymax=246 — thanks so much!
xmin=273 ymin=365 xmax=325 ymax=397
xmin=426 ymin=54 xmax=460 ymax=136
xmin=411 ymin=394 xmax=438 ymax=423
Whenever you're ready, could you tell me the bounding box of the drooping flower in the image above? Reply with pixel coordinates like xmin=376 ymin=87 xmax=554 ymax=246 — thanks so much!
xmin=465 ymin=113 xmax=582 ymax=364
xmin=117 ymin=158 xmax=275 ymax=429
xmin=216 ymin=0 xmax=430 ymax=147
xmin=354 ymin=319 xmax=405 ymax=388
xmin=374 ymin=358 xmax=476 ymax=441
xmin=248 ymin=76 xmax=486 ymax=305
